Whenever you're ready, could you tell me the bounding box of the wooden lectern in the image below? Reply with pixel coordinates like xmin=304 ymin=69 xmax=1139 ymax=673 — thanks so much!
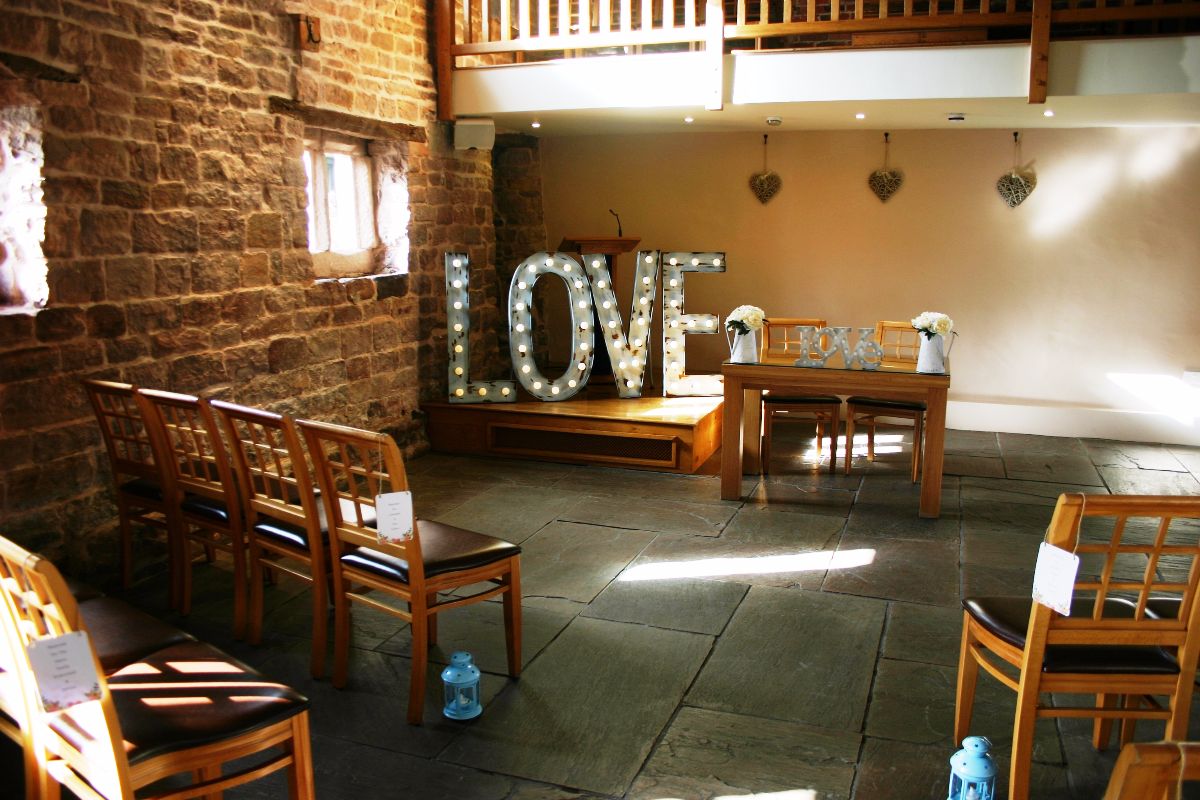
xmin=557 ymin=236 xmax=640 ymax=378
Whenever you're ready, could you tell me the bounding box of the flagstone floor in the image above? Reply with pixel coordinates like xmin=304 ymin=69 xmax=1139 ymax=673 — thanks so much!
xmin=12 ymin=426 xmax=1200 ymax=799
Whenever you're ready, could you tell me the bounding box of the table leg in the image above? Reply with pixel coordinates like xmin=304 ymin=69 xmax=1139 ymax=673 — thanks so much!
xmin=742 ymin=388 xmax=763 ymax=474
xmin=721 ymin=376 xmax=744 ymax=500
xmin=920 ymin=386 xmax=948 ymax=518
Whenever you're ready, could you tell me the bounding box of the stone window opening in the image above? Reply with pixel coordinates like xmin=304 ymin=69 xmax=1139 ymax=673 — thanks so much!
xmin=303 ymin=130 xmax=379 ymax=279
xmin=0 ymin=102 xmax=49 ymax=311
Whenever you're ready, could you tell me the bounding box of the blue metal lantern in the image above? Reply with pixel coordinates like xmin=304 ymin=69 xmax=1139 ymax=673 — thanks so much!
xmin=947 ymin=736 xmax=997 ymax=800
xmin=441 ymin=651 xmax=482 ymax=720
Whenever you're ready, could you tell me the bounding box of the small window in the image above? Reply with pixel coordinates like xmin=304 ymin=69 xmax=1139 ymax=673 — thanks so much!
xmin=303 ymin=132 xmax=378 ymax=278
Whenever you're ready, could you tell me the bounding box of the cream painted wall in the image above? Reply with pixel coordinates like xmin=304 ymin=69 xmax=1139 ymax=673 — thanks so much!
xmin=536 ymin=127 xmax=1200 ymax=444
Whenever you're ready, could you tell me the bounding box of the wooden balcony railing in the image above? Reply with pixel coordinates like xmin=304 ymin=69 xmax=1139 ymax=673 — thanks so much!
xmin=436 ymin=0 xmax=1199 ymax=118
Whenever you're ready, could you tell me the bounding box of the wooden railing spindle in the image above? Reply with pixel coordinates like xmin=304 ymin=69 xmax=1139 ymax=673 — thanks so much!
xmin=500 ymin=0 xmax=512 ymax=39
xmin=518 ymin=0 xmax=532 ymax=37
xmin=559 ymin=0 xmax=570 ymax=34
xmin=600 ymin=0 xmax=612 ymax=31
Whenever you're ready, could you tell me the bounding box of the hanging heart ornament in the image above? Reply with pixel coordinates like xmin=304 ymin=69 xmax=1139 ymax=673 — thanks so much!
xmin=868 ymin=169 xmax=904 ymax=203
xmin=996 ymin=170 xmax=1036 ymax=208
xmin=749 ymin=170 xmax=782 ymax=204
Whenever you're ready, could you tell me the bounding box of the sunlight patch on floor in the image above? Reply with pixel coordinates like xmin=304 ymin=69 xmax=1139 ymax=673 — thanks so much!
xmin=619 ymin=549 xmax=876 ymax=581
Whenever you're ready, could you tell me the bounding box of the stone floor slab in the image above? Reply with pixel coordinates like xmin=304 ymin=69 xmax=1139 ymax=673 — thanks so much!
xmin=627 ymin=532 xmax=832 ymax=590
xmin=822 ymin=533 xmax=959 ymax=606
xmin=1098 ymin=465 xmax=1200 ymax=494
xmin=1002 ymin=453 xmax=1105 ymax=486
xmin=1084 ymin=439 xmax=1189 ymax=472
xmin=581 ymin=576 xmax=748 ymax=634
xmin=439 ymin=616 xmax=712 ymax=796
xmin=627 ymin=706 xmax=860 ymax=800
xmin=865 ymin=657 xmax=1062 ymax=763
xmin=376 ymin=595 xmax=580 ymax=673
xmin=882 ymin=601 xmax=963 ymax=666
xmin=431 ymin=484 xmax=588 ymax=543
xmin=518 ymin=520 xmax=656 ymax=602
xmin=687 ymin=586 xmax=884 ymax=730
xmin=560 ymin=494 xmax=737 ymax=537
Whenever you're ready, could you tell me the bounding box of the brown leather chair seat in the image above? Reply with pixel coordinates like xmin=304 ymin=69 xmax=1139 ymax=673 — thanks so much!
xmin=845 ymin=396 xmax=926 ymax=413
xmin=79 ymin=596 xmax=195 ymax=673
xmin=120 ymin=476 xmax=163 ymax=502
xmin=962 ymin=596 xmax=1179 ymax=675
xmin=73 ymin=641 xmax=310 ymax=766
xmin=343 ymin=519 xmax=521 ymax=582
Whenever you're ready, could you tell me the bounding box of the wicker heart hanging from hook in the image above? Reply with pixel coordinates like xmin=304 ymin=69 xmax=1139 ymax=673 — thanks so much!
xmin=749 ymin=134 xmax=782 ymax=204
xmin=997 ymin=131 xmax=1037 ymax=208
xmin=868 ymin=132 xmax=904 ymax=203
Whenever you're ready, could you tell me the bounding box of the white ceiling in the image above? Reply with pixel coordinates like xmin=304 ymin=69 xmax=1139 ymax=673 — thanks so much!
xmin=455 ymin=37 xmax=1200 ymax=137
xmin=489 ymin=93 xmax=1200 ymax=137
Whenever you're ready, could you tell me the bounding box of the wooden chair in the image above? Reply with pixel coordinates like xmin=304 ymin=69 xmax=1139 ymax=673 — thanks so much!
xmin=82 ymin=379 xmax=171 ymax=592
xmin=211 ymin=399 xmax=332 ymax=678
xmin=296 ymin=417 xmax=522 ymax=724
xmin=135 ymin=389 xmax=248 ymax=638
xmin=955 ymin=494 xmax=1200 ymax=800
xmin=760 ymin=317 xmax=842 ymax=475
xmin=0 ymin=534 xmax=314 ymax=800
xmin=1102 ymin=741 xmax=1200 ymax=800
xmin=843 ymin=320 xmax=926 ymax=482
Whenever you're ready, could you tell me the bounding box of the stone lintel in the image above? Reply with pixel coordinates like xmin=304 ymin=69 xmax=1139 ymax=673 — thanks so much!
xmin=268 ymin=96 xmax=426 ymax=143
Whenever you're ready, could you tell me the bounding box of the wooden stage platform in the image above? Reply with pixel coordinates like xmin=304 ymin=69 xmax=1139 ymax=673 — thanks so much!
xmin=422 ymin=395 xmax=723 ymax=474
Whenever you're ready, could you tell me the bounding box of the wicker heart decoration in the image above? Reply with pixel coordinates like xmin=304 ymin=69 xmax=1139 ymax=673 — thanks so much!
xmin=868 ymin=169 xmax=904 ymax=203
xmin=997 ymin=170 xmax=1036 ymax=208
xmin=749 ymin=171 xmax=782 ymax=204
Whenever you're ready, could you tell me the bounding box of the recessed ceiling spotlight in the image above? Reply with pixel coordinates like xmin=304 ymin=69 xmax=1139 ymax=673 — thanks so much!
xmin=766 ymin=116 xmax=783 ymax=126
xmin=947 ymin=112 xmax=966 ymax=123
xmin=530 ymin=121 xmax=541 ymax=129
xmin=855 ymin=112 xmax=866 ymax=120
xmin=684 ymin=116 xmax=694 ymax=124
xmin=1043 ymin=109 xmax=1055 ymax=118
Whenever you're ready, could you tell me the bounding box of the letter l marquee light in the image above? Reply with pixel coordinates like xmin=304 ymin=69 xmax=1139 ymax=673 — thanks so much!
xmin=444 ymin=252 xmax=516 ymax=403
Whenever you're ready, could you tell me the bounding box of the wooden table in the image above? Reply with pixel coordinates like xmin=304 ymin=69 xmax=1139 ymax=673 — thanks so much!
xmin=720 ymin=358 xmax=951 ymax=517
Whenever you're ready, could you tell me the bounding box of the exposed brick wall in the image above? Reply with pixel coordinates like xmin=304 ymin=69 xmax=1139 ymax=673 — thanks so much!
xmin=493 ymin=133 xmax=548 ymax=361
xmin=0 ymin=2 xmax=503 ymax=577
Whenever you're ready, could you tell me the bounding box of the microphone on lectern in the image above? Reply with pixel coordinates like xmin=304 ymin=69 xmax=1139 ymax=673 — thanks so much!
xmin=608 ymin=209 xmax=623 ymax=238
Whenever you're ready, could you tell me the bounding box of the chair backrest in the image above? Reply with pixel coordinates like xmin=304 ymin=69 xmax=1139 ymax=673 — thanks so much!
xmin=294 ymin=419 xmax=422 ymax=583
xmin=0 ymin=535 xmax=132 ymax=799
xmin=135 ymin=389 xmax=241 ymax=521
xmin=1102 ymin=741 xmax=1200 ymax=800
xmin=875 ymin=320 xmax=921 ymax=368
xmin=82 ymin=379 xmax=158 ymax=484
xmin=210 ymin=400 xmax=323 ymax=559
xmin=762 ymin=317 xmax=827 ymax=360
xmin=1030 ymin=494 xmax=1200 ymax=659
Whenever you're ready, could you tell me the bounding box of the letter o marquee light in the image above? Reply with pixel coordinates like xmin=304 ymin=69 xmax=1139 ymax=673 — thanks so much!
xmin=508 ymin=252 xmax=594 ymax=401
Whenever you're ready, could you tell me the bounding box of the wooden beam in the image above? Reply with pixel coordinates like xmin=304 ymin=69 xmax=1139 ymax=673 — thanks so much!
xmin=1029 ymin=0 xmax=1051 ymax=103
xmin=268 ymin=98 xmax=426 ymax=142
xmin=436 ymin=0 xmax=454 ymax=121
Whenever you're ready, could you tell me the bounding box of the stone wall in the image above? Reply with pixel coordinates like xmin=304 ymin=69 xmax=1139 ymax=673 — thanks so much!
xmin=492 ymin=133 xmax=548 ymax=361
xmin=0 ymin=1 xmax=503 ymax=577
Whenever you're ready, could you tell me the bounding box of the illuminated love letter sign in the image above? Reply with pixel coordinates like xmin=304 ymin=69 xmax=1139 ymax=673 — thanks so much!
xmin=585 ymin=250 xmax=659 ymax=398
xmin=509 ymin=252 xmax=594 ymax=401
xmin=445 ymin=253 xmax=517 ymax=403
xmin=661 ymin=252 xmax=726 ymax=396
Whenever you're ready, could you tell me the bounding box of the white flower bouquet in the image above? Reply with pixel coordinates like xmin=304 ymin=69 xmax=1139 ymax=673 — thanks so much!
xmin=725 ymin=305 xmax=765 ymax=335
xmin=911 ymin=311 xmax=953 ymax=340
